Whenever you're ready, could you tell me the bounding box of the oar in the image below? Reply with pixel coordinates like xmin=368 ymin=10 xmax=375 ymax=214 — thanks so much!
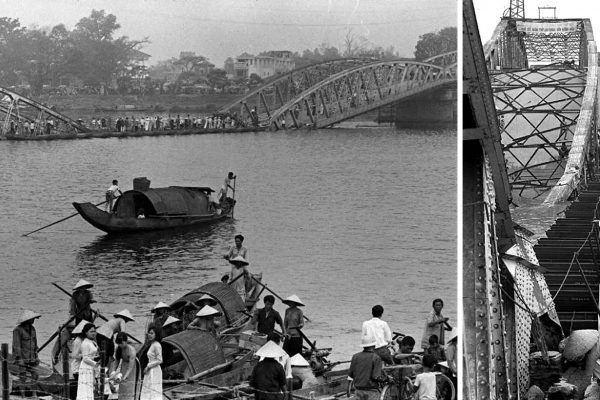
xmin=51 ymin=282 xmax=142 ymax=344
xmin=38 ymin=310 xmax=83 ymax=352
xmin=250 ymin=275 xmax=311 ymax=322
xmin=296 ymin=328 xmax=317 ymax=351
xmin=22 ymin=199 xmax=108 ymax=236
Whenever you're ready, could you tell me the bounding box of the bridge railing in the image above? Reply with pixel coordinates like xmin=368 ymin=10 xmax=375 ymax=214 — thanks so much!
xmin=543 ymin=37 xmax=599 ymax=205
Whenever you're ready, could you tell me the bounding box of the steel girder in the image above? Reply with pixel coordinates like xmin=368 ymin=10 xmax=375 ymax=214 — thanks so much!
xmin=217 ymin=58 xmax=378 ymax=124
xmin=464 ymin=1 xmax=516 ymax=398
xmin=267 ymin=54 xmax=456 ymax=130
xmin=490 ymin=66 xmax=586 ymax=196
xmin=0 ymin=87 xmax=89 ymax=136
xmin=483 ymin=19 xmax=528 ymax=71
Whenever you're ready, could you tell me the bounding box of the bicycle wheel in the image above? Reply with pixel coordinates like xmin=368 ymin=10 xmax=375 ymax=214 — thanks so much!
xmin=435 ymin=373 xmax=456 ymax=400
xmin=380 ymin=383 xmax=402 ymax=400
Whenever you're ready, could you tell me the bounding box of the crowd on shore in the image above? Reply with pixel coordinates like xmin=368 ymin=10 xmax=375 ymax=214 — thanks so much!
xmin=11 ymin=235 xmax=456 ymax=400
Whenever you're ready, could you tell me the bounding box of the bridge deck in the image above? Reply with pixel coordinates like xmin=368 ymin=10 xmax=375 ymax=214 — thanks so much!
xmin=534 ymin=183 xmax=600 ymax=332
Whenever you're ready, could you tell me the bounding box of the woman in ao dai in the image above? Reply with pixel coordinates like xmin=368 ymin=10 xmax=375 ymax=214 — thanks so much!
xmin=140 ymin=326 xmax=162 ymax=400
xmin=76 ymin=324 xmax=99 ymax=400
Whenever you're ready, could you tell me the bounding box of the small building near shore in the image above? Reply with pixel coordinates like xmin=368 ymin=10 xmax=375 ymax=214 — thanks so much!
xmin=228 ymin=50 xmax=295 ymax=80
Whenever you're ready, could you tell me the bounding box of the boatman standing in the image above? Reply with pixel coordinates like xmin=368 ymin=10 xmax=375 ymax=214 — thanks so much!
xmin=282 ymin=295 xmax=305 ymax=357
xmin=252 ymin=295 xmax=286 ymax=337
xmin=70 ymin=279 xmax=96 ymax=325
xmin=105 ymin=179 xmax=122 ymax=213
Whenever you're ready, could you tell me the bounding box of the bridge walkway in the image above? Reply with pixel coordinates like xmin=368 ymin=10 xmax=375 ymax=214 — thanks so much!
xmin=534 ymin=182 xmax=600 ymax=332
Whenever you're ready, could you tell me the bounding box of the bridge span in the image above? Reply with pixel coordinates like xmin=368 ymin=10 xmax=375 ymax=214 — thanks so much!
xmin=464 ymin=0 xmax=600 ymax=398
xmin=218 ymin=52 xmax=456 ymax=130
xmin=1 ymin=52 xmax=455 ymax=139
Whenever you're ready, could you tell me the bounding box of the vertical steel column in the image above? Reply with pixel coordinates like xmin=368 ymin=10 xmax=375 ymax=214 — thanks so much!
xmin=463 ymin=140 xmax=491 ymax=400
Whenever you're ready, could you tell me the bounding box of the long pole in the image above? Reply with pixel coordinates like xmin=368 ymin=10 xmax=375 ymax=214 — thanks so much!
xmin=23 ymin=199 xmax=108 ymax=236
xmin=1 ymin=344 xmax=8 ymax=400
xmin=249 ymin=275 xmax=310 ymax=322
xmin=61 ymin=336 xmax=69 ymax=400
xmin=231 ymin=176 xmax=236 ymax=219
xmin=50 ymin=282 xmax=142 ymax=344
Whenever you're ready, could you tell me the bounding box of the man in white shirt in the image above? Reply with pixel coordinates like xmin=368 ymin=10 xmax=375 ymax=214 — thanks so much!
xmin=105 ymin=180 xmax=122 ymax=213
xmin=361 ymin=304 xmax=393 ymax=364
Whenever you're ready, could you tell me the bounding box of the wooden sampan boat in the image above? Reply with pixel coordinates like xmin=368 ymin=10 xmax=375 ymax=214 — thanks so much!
xmin=73 ymin=177 xmax=235 ymax=234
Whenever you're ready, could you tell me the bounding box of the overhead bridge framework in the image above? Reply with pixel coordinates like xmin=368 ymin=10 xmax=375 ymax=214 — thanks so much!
xmin=0 ymin=87 xmax=89 ymax=136
xmin=219 ymin=52 xmax=456 ymax=130
xmin=483 ymin=17 xmax=599 ymax=199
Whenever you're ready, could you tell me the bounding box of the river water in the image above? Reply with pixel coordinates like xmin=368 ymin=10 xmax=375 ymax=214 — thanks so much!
xmin=0 ymin=127 xmax=456 ymax=364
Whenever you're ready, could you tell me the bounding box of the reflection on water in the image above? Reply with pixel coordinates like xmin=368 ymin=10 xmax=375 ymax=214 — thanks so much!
xmin=77 ymin=221 xmax=236 ymax=268
xmin=0 ymin=128 xmax=457 ymax=363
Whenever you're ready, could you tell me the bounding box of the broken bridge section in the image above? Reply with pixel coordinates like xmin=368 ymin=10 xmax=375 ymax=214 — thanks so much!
xmin=0 ymin=86 xmax=90 ymax=137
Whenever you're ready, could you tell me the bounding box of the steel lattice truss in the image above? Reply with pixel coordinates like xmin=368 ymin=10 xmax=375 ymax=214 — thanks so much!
xmin=217 ymin=58 xmax=378 ymax=123
xmin=0 ymin=87 xmax=89 ymax=136
xmin=268 ymin=52 xmax=456 ymax=130
xmin=522 ymin=25 xmax=584 ymax=65
xmin=491 ymin=65 xmax=586 ymax=196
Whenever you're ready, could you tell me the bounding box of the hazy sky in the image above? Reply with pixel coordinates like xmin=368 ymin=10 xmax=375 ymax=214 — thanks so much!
xmin=1 ymin=0 xmax=457 ymax=67
xmin=474 ymin=0 xmax=600 ymax=45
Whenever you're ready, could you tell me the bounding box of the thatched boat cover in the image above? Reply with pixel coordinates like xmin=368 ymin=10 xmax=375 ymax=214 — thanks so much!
xmin=170 ymin=282 xmax=247 ymax=325
xmin=162 ymin=330 xmax=226 ymax=376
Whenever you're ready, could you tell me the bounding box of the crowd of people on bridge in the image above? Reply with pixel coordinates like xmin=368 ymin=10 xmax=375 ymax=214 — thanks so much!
xmin=91 ymin=112 xmax=254 ymax=133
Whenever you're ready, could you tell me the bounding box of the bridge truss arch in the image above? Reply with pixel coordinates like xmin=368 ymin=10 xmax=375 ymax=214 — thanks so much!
xmin=0 ymin=87 xmax=89 ymax=137
xmin=217 ymin=58 xmax=379 ymax=124
xmin=266 ymin=52 xmax=456 ymax=130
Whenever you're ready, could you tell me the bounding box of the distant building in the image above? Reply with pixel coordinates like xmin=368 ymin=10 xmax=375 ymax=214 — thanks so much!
xmin=227 ymin=50 xmax=295 ymax=79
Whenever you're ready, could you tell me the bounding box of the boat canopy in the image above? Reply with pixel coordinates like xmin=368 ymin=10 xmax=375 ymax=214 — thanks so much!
xmin=162 ymin=330 xmax=226 ymax=376
xmin=114 ymin=186 xmax=214 ymax=218
xmin=171 ymin=282 xmax=247 ymax=326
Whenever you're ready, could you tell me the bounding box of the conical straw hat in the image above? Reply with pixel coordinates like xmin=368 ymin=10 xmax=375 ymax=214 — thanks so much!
xmin=283 ymin=294 xmax=305 ymax=307
xmin=360 ymin=335 xmax=377 ymax=347
xmin=72 ymin=319 xmax=92 ymax=335
xmin=255 ymin=340 xmax=287 ymax=359
xmin=17 ymin=310 xmax=41 ymax=325
xmin=163 ymin=316 xmax=181 ymax=328
xmin=152 ymin=302 xmax=171 ymax=312
xmin=73 ymin=279 xmax=93 ymax=290
xmin=290 ymin=354 xmax=310 ymax=367
xmin=196 ymin=305 xmax=221 ymax=317
xmin=199 ymin=294 xmax=217 ymax=304
xmin=114 ymin=309 xmax=135 ymax=322
xmin=229 ymin=255 xmax=249 ymax=267
xmin=563 ymin=329 xmax=599 ymax=361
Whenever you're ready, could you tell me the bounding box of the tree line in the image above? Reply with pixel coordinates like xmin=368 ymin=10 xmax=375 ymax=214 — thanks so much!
xmin=0 ymin=9 xmax=456 ymax=96
xmin=0 ymin=10 xmax=147 ymax=95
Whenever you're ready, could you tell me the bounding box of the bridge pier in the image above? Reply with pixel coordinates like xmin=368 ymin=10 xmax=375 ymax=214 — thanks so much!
xmin=377 ymin=86 xmax=457 ymax=128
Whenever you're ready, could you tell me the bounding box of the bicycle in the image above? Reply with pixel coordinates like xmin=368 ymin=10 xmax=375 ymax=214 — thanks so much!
xmin=379 ymin=370 xmax=455 ymax=400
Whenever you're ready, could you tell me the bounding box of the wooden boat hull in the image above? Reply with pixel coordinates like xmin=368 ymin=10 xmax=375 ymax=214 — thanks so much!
xmin=73 ymin=202 xmax=232 ymax=233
